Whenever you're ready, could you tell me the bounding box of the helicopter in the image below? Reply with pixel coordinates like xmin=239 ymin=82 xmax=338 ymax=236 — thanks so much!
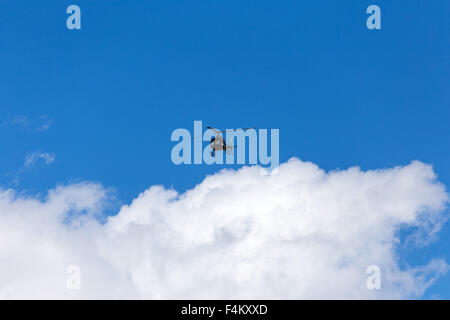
xmin=206 ymin=126 xmax=254 ymax=157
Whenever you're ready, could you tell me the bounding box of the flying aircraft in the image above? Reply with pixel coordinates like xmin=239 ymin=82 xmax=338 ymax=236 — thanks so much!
xmin=206 ymin=126 xmax=254 ymax=157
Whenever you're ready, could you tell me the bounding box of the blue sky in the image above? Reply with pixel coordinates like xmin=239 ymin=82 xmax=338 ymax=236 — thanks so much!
xmin=0 ymin=1 xmax=449 ymax=298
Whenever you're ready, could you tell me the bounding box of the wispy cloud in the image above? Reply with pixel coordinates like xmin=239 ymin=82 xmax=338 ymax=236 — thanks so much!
xmin=24 ymin=151 xmax=56 ymax=168
xmin=3 ymin=151 xmax=56 ymax=186
xmin=1 ymin=115 xmax=53 ymax=133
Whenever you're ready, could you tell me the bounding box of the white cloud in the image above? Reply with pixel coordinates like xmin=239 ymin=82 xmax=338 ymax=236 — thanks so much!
xmin=24 ymin=152 xmax=55 ymax=168
xmin=1 ymin=115 xmax=52 ymax=133
xmin=0 ymin=158 xmax=448 ymax=299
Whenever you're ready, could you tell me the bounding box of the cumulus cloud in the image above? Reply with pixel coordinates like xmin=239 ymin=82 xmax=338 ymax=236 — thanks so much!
xmin=24 ymin=152 xmax=55 ymax=168
xmin=0 ymin=158 xmax=448 ymax=299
